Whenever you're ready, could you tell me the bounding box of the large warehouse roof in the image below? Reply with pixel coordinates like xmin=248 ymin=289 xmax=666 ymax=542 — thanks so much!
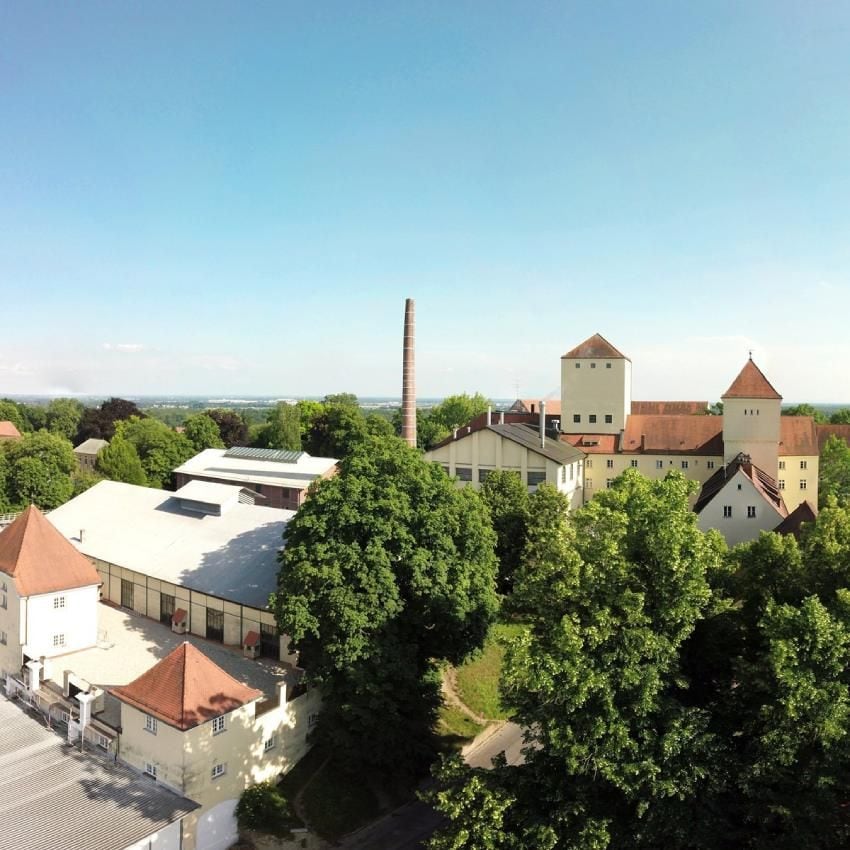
xmin=48 ymin=481 xmax=293 ymax=609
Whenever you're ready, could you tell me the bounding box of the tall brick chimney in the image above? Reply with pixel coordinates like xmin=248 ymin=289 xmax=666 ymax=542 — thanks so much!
xmin=402 ymin=298 xmax=417 ymax=447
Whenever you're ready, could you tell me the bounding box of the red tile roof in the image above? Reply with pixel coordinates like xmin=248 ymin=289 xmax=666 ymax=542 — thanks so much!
xmin=509 ymin=399 xmax=561 ymax=416
xmin=815 ymin=424 xmax=850 ymax=453
xmin=562 ymin=333 xmax=628 ymax=360
xmin=722 ymin=360 xmax=782 ymax=400
xmin=695 ymin=454 xmax=786 ymax=517
xmin=774 ymin=500 xmax=817 ymax=538
xmin=0 ymin=421 xmax=21 ymax=439
xmin=560 ymin=433 xmax=619 ymax=454
xmin=631 ymin=401 xmax=709 ymax=416
xmin=622 ymin=415 xmax=724 ymax=455
xmin=110 ymin=642 xmax=262 ymax=731
xmin=779 ymin=416 xmax=818 ymax=456
xmin=0 ymin=506 xmax=101 ymax=597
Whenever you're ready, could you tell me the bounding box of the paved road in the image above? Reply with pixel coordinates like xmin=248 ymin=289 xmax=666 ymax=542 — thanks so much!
xmin=339 ymin=722 xmax=525 ymax=850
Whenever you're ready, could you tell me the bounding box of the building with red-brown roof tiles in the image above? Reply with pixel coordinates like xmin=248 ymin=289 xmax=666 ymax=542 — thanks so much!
xmin=0 ymin=420 xmax=21 ymax=441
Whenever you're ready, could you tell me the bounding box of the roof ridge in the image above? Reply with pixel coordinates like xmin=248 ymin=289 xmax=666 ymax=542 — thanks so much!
xmin=722 ymin=359 xmax=782 ymax=400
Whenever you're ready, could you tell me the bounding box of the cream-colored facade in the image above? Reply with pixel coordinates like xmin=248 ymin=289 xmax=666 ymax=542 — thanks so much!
xmin=776 ymin=455 xmax=819 ymax=513
xmin=722 ymin=395 xmax=782 ymax=476
xmin=426 ymin=424 xmax=585 ymax=511
xmin=561 ymin=350 xmax=632 ymax=435
xmin=118 ymin=685 xmax=321 ymax=850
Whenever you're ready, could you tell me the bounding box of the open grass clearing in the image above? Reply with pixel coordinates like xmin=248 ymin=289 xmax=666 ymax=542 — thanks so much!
xmin=436 ymin=703 xmax=486 ymax=751
xmin=454 ymin=621 xmax=527 ymax=721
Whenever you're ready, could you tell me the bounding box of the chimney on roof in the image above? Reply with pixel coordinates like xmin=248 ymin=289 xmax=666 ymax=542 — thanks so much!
xmin=26 ymin=659 xmax=41 ymax=693
xmin=500 ymin=411 xmax=505 ymax=425
xmin=540 ymin=401 xmax=546 ymax=448
xmin=487 ymin=406 xmax=492 ymax=426
xmin=79 ymin=529 xmax=85 ymax=543
xmin=401 ymin=298 xmax=417 ymax=448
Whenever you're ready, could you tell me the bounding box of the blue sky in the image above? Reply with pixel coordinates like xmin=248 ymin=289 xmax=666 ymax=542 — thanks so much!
xmin=1 ymin=2 xmax=849 ymax=401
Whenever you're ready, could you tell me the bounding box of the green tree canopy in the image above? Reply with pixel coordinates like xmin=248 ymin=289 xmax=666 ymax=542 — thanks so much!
xmin=0 ymin=400 xmax=26 ymax=433
xmin=393 ymin=392 xmax=493 ymax=449
xmin=829 ymin=408 xmax=850 ymax=425
xmin=480 ymin=470 xmax=531 ymax=594
xmin=273 ymin=435 xmax=499 ymax=778
xmin=76 ymin=397 xmax=145 ymax=442
xmin=304 ymin=403 xmax=369 ymax=458
xmin=96 ymin=436 xmax=147 ymax=486
xmin=183 ymin=413 xmax=225 ymax=452
xmin=818 ymin=433 xmax=850 ymax=508
xmin=782 ymin=403 xmax=827 ymax=422
xmin=115 ymin=417 xmax=193 ymax=489
xmin=204 ymin=409 xmax=248 ymax=447
xmin=432 ymin=476 xmax=850 ymax=849
xmin=46 ymin=398 xmax=84 ymax=441
xmin=3 ymin=431 xmax=77 ymax=509
xmin=255 ymin=402 xmax=301 ymax=451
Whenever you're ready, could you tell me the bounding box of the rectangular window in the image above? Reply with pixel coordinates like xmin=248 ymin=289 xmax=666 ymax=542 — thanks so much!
xmin=747 ymin=506 xmax=756 ymax=518
xmin=573 ymin=414 xmax=581 ymax=423
xmin=630 ymin=459 xmax=638 ymax=468
xmin=681 ymin=460 xmax=689 ymax=469
xmin=121 ymin=578 xmax=134 ymax=610
xmin=575 ymin=363 xmax=580 ymax=369
xmin=52 ymin=634 xmax=65 ymax=648
xmin=707 ymin=461 xmax=715 ymax=470
xmin=206 ymin=608 xmax=224 ymax=643
xmin=0 ymin=631 xmax=6 ymax=645
xmin=606 ymin=459 xmax=614 ymax=469
xmin=96 ymin=734 xmax=111 ymax=750
xmin=145 ymin=714 xmax=158 ymax=735
xmin=606 ymin=479 xmax=613 ymax=488
xmin=586 ymin=478 xmax=593 ymax=488
xmin=560 ymin=467 xmax=566 ymax=483
xmin=212 ymin=715 xmax=226 ymax=735
xmin=656 ymin=460 xmax=663 ymax=469
xmin=211 ymin=763 xmax=227 ymax=779
xmin=264 ymin=736 xmax=277 ymax=752
xmin=590 ymin=362 xmax=596 ymax=369
xmin=723 ymin=506 xmax=732 ymax=518
xmin=54 ymin=596 xmax=65 ymax=609
xmin=307 ymin=712 xmax=320 ymax=729
xmin=0 ymin=592 xmax=6 ymax=609
xmin=604 ymin=414 xmax=613 ymax=424
xmin=144 ymin=762 xmax=157 ymax=779
xmin=478 ymin=469 xmax=491 ymax=483
xmin=800 ymin=479 xmax=807 ymax=490
xmin=778 ymin=460 xmax=785 ymax=470
xmin=455 ymin=467 xmax=472 ymax=482
xmin=800 ymin=460 xmax=807 ymax=470
xmin=586 ymin=459 xmax=592 ymax=468
xmin=569 ymin=464 xmax=574 ymax=480
xmin=527 ymin=471 xmax=546 ymax=486
xmin=606 ymin=363 xmax=612 ymax=369
xmin=589 ymin=414 xmax=597 ymax=424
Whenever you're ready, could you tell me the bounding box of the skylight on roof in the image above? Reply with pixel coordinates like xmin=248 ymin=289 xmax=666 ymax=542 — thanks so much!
xmin=224 ymin=447 xmax=305 ymax=464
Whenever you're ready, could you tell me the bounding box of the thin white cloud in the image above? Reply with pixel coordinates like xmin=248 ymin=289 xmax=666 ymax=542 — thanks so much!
xmin=102 ymin=343 xmax=145 ymax=353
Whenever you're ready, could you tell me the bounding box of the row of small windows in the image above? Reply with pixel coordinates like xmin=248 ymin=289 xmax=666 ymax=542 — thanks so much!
xmin=778 ymin=461 xmax=807 ymax=470
xmin=453 ymin=467 xmax=549 ymax=486
xmin=587 ymin=458 xmax=709 ymax=471
xmin=723 ymin=506 xmax=759 ymax=519
xmin=573 ymin=414 xmax=614 ymax=424
xmin=575 ymin=362 xmax=613 ymax=369
xmin=144 ymin=761 xmax=227 ymax=781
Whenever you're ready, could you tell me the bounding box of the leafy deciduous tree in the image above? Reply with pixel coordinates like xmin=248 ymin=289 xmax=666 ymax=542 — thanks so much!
xmin=116 ymin=417 xmax=193 ymax=489
xmin=255 ymin=403 xmax=301 ymax=451
xmin=480 ymin=470 xmax=530 ymax=594
xmin=183 ymin=413 xmax=225 ymax=452
xmin=3 ymin=431 xmax=77 ymax=509
xmin=205 ymin=409 xmax=249 ymax=447
xmin=96 ymin=436 xmax=147 ymax=486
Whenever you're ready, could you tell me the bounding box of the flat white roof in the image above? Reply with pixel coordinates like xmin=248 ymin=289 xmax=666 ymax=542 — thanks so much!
xmin=174 ymin=447 xmax=338 ymax=491
xmin=48 ymin=480 xmax=293 ymax=609
xmin=173 ymin=479 xmax=245 ymax=506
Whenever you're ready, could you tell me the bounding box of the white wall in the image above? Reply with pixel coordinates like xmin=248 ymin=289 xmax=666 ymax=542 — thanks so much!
xmin=697 ymin=469 xmax=785 ymax=546
xmin=722 ymin=397 xmax=781 ymax=476
xmin=23 ymin=584 xmax=99 ymax=660
xmin=122 ymin=818 xmax=183 ymax=850
xmin=561 ymin=356 xmax=631 ymax=435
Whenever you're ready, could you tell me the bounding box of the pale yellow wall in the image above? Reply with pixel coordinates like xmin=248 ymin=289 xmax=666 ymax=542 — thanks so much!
xmin=778 ymin=455 xmax=819 ymax=512
xmin=119 ymin=685 xmax=322 ymax=850
xmin=0 ymin=579 xmax=21 ymax=676
xmin=561 ymin=356 xmax=631 ymax=434
xmin=722 ymin=397 xmax=781 ymax=476
xmin=425 ymin=429 xmax=583 ymax=506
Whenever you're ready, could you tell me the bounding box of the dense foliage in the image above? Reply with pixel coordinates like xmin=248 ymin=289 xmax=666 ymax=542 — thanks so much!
xmin=76 ymin=397 xmax=145 ymax=442
xmin=393 ymin=392 xmax=492 ymax=449
xmin=480 ymin=470 xmax=530 ymax=594
xmin=114 ymin=417 xmax=194 ymax=488
xmin=273 ymin=434 xmax=499 ymax=778
xmin=430 ymin=471 xmax=850 ymax=850
xmin=235 ymin=782 xmax=295 ymax=837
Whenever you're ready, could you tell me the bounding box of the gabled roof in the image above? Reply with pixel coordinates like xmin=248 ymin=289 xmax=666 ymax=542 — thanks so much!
xmin=73 ymin=438 xmax=108 ymax=455
xmin=631 ymin=401 xmax=709 ymax=416
xmin=562 ymin=333 xmax=628 ymax=360
xmin=774 ymin=500 xmax=817 ymax=538
xmin=110 ymin=642 xmax=262 ymax=731
xmin=779 ymin=416 xmax=818 ymax=456
xmin=508 ymin=399 xmax=561 ymax=416
xmin=486 ymin=423 xmax=585 ymax=464
xmin=622 ymin=415 xmax=724 ymax=456
xmin=560 ymin=433 xmax=619 ymax=454
xmin=0 ymin=421 xmax=21 ymax=439
xmin=694 ymin=454 xmax=787 ymax=516
xmin=0 ymin=506 xmax=101 ymax=597
xmin=815 ymin=423 xmax=850 ymax=453
xmin=722 ymin=359 xmax=782 ymax=400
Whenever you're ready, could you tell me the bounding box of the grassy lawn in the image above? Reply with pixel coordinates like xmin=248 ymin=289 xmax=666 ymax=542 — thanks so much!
xmin=454 ymin=622 xmax=527 ymax=721
xmin=436 ymin=703 xmax=486 ymax=751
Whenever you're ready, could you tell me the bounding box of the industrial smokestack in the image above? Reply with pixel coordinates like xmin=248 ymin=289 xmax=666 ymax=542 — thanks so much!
xmin=401 ymin=298 xmax=417 ymax=447
xmin=540 ymin=401 xmax=546 ymax=447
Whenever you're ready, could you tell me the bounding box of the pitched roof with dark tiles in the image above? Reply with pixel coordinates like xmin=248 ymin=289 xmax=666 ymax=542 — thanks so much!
xmin=560 ymin=433 xmax=619 ymax=454
xmin=774 ymin=501 xmax=817 ymax=538
xmin=110 ymin=642 xmax=263 ymax=731
xmin=694 ymin=454 xmax=786 ymax=516
xmin=485 ymin=423 xmax=585 ymax=464
xmin=779 ymin=416 xmax=818 ymax=456
xmin=0 ymin=421 xmax=21 ymax=439
xmin=631 ymin=401 xmax=709 ymax=415
xmin=622 ymin=415 xmax=724 ymax=456
xmin=0 ymin=506 xmax=101 ymax=597
xmin=816 ymin=424 xmax=850 ymax=453
xmin=722 ymin=359 xmax=782 ymax=400
xmin=562 ymin=333 xmax=628 ymax=360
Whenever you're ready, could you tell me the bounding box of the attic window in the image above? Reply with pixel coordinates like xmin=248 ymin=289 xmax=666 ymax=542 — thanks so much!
xmin=606 ymin=363 xmax=612 ymax=369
